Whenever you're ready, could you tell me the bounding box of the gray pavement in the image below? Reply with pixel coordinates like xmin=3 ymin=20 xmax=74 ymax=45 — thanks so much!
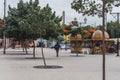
xmin=0 ymin=48 xmax=120 ymax=80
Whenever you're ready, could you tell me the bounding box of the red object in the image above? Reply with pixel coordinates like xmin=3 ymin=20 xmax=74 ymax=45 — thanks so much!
xmin=0 ymin=19 xmax=4 ymax=27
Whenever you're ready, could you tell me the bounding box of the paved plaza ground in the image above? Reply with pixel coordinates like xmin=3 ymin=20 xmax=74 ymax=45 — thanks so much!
xmin=0 ymin=48 xmax=120 ymax=80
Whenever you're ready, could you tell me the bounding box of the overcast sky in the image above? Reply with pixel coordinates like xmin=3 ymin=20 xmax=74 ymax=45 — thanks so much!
xmin=0 ymin=0 xmax=120 ymax=26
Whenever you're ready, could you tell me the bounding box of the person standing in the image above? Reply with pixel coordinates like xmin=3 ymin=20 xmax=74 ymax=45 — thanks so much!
xmin=54 ymin=42 xmax=61 ymax=57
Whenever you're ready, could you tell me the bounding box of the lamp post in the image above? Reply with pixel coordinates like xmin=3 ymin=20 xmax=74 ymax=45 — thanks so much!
xmin=79 ymin=17 xmax=87 ymax=27
xmin=109 ymin=6 xmax=120 ymax=56
xmin=3 ymin=0 xmax=6 ymax=54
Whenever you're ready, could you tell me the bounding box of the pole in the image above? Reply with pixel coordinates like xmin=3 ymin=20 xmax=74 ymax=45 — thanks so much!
xmin=105 ymin=12 xmax=107 ymax=30
xmin=62 ymin=11 xmax=65 ymax=25
xmin=3 ymin=0 xmax=6 ymax=54
xmin=117 ymin=13 xmax=119 ymax=56
xmin=4 ymin=0 xmax=6 ymax=19
xmin=80 ymin=22 xmax=82 ymax=27
xmin=102 ymin=0 xmax=106 ymax=80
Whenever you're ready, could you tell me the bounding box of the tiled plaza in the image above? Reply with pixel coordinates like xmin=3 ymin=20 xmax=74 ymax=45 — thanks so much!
xmin=0 ymin=48 xmax=120 ymax=80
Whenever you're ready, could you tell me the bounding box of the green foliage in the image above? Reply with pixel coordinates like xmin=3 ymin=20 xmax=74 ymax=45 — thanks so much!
xmin=40 ymin=4 xmax=62 ymax=39
xmin=1 ymin=0 xmax=62 ymax=41
xmin=107 ymin=21 xmax=120 ymax=38
xmin=71 ymin=27 xmax=84 ymax=36
xmin=62 ymin=18 xmax=84 ymax=38
xmin=71 ymin=0 xmax=120 ymax=17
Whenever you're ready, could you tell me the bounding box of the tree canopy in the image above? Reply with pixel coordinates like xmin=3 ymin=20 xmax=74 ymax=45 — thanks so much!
xmin=71 ymin=0 xmax=120 ymax=17
xmin=0 ymin=0 xmax=62 ymax=42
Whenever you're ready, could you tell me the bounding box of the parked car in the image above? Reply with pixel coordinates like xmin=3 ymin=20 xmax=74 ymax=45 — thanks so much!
xmin=60 ymin=43 xmax=71 ymax=50
xmin=48 ymin=42 xmax=56 ymax=49
xmin=60 ymin=44 xmax=65 ymax=49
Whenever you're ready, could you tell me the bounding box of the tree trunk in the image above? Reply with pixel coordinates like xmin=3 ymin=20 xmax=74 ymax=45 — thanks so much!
xmin=22 ymin=42 xmax=25 ymax=52
xmin=23 ymin=47 xmax=25 ymax=52
xmin=33 ymin=40 xmax=36 ymax=58
xmin=24 ymin=43 xmax=28 ymax=54
xmin=21 ymin=42 xmax=25 ymax=52
xmin=24 ymin=40 xmax=29 ymax=54
xmin=40 ymin=37 xmax=46 ymax=67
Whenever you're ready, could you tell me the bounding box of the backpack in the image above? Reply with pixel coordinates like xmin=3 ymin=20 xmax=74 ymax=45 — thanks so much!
xmin=54 ymin=44 xmax=60 ymax=49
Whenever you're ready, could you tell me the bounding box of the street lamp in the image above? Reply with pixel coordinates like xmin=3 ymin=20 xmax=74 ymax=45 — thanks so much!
xmin=79 ymin=17 xmax=87 ymax=27
xmin=109 ymin=5 xmax=120 ymax=56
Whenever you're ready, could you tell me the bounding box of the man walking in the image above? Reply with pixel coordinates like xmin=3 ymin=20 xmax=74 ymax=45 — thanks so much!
xmin=54 ymin=41 xmax=61 ymax=57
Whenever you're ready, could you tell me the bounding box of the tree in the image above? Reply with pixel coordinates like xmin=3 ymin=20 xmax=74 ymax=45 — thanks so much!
xmin=71 ymin=0 xmax=120 ymax=17
xmin=26 ymin=0 xmax=61 ymax=66
xmin=107 ymin=21 xmax=120 ymax=38
xmin=40 ymin=4 xmax=62 ymax=40
xmin=5 ymin=0 xmax=32 ymax=54
xmin=71 ymin=0 xmax=120 ymax=80
xmin=1 ymin=0 xmax=62 ymax=67
xmin=26 ymin=2 xmax=61 ymax=59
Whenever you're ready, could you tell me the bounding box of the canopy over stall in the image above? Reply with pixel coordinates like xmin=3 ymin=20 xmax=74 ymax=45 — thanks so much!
xmin=92 ymin=30 xmax=109 ymax=40
xmin=89 ymin=30 xmax=115 ymax=54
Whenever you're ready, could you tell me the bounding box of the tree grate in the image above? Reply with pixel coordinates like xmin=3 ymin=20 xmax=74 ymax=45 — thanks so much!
xmin=33 ymin=65 xmax=63 ymax=69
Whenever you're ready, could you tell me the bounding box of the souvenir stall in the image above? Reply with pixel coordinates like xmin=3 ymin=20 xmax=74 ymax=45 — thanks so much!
xmin=70 ymin=34 xmax=83 ymax=54
xmin=89 ymin=30 xmax=115 ymax=54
